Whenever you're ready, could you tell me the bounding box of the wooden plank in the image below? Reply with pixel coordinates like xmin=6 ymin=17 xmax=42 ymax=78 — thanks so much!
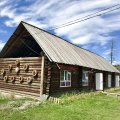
xmin=40 ymin=56 xmax=45 ymax=96
xmin=46 ymin=62 xmax=51 ymax=95
xmin=0 ymin=57 xmax=42 ymax=61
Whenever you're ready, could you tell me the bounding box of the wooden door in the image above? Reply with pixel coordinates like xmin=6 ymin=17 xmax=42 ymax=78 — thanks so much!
xmin=89 ymin=73 xmax=96 ymax=90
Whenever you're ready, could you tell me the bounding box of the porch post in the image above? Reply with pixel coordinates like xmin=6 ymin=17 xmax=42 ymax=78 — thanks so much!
xmin=95 ymin=73 xmax=103 ymax=90
xmin=79 ymin=66 xmax=83 ymax=91
xmin=40 ymin=55 xmax=45 ymax=96
xmin=112 ymin=73 xmax=115 ymax=87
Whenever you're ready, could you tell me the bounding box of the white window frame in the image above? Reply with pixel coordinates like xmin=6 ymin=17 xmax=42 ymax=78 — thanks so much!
xmin=60 ymin=70 xmax=71 ymax=87
xmin=82 ymin=71 xmax=89 ymax=86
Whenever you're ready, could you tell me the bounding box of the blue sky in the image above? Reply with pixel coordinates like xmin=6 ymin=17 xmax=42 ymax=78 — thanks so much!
xmin=0 ymin=0 xmax=120 ymax=64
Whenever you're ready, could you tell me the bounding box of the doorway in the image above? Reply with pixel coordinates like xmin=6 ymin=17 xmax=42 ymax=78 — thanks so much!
xmin=89 ymin=73 xmax=96 ymax=90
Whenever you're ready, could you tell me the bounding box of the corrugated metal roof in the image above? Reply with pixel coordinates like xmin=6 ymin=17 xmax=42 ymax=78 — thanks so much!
xmin=21 ymin=22 xmax=119 ymax=73
xmin=0 ymin=21 xmax=119 ymax=73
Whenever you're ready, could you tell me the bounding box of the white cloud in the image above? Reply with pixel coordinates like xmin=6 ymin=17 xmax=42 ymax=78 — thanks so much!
xmin=0 ymin=0 xmax=10 ymax=6
xmin=73 ymin=34 xmax=93 ymax=45
xmin=0 ymin=0 xmax=120 ymax=46
xmin=112 ymin=61 xmax=120 ymax=65
xmin=103 ymin=49 xmax=111 ymax=56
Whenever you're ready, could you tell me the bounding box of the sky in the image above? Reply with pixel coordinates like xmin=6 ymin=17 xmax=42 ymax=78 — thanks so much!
xmin=0 ymin=0 xmax=120 ymax=65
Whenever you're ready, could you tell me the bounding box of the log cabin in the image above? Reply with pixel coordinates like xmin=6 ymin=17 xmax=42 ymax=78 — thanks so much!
xmin=0 ymin=21 xmax=119 ymax=97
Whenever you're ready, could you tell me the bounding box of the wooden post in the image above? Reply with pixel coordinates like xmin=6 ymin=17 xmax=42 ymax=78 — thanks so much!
xmin=79 ymin=66 xmax=83 ymax=91
xmin=40 ymin=55 xmax=45 ymax=96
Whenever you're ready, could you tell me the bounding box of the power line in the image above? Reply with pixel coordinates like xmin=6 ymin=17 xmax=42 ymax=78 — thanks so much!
xmin=54 ymin=4 xmax=120 ymax=28
xmin=20 ymin=4 xmax=120 ymax=56
xmin=54 ymin=6 xmax=120 ymax=29
xmin=52 ymin=4 xmax=120 ymax=29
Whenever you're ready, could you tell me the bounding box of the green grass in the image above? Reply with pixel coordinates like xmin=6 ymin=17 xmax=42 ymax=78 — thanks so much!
xmin=104 ymin=87 xmax=120 ymax=93
xmin=0 ymin=91 xmax=120 ymax=120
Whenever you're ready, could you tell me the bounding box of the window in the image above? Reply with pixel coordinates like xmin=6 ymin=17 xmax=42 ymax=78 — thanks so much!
xmin=60 ymin=70 xmax=71 ymax=87
xmin=82 ymin=71 xmax=89 ymax=86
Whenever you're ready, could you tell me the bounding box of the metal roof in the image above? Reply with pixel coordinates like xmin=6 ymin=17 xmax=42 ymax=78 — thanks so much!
xmin=1 ymin=21 xmax=119 ymax=73
xmin=21 ymin=22 xmax=119 ymax=73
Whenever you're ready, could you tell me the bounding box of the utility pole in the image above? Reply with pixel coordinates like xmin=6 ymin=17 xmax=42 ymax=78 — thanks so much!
xmin=110 ymin=39 xmax=114 ymax=64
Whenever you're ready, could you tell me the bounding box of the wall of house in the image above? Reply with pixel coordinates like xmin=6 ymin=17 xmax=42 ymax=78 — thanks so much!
xmin=112 ymin=73 xmax=115 ymax=87
xmin=103 ymin=72 xmax=108 ymax=89
xmin=43 ymin=57 xmax=52 ymax=95
xmin=0 ymin=57 xmax=42 ymax=96
xmin=103 ymin=72 xmax=116 ymax=89
xmin=48 ymin=63 xmax=117 ymax=94
xmin=88 ymin=72 xmax=96 ymax=90
xmin=49 ymin=63 xmax=81 ymax=94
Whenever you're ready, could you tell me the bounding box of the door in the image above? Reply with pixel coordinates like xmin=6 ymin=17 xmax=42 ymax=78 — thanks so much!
xmin=89 ymin=73 xmax=96 ymax=90
xmin=115 ymin=75 xmax=120 ymax=87
xmin=96 ymin=73 xmax=103 ymax=90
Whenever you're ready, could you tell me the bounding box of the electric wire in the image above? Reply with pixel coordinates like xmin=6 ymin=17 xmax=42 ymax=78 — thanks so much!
xmin=52 ymin=4 xmax=120 ymax=29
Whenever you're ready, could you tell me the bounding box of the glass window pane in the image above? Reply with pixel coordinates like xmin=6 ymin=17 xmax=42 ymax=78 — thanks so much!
xmin=82 ymin=73 xmax=85 ymax=80
xmin=65 ymin=71 xmax=67 ymax=80
xmin=60 ymin=82 xmax=65 ymax=86
xmin=85 ymin=73 xmax=88 ymax=80
xmin=60 ymin=71 xmax=64 ymax=81
xmin=68 ymin=72 xmax=71 ymax=81
xmin=66 ymin=81 xmax=71 ymax=86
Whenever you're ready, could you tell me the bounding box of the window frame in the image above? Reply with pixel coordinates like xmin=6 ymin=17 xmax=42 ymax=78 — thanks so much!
xmin=60 ymin=70 xmax=71 ymax=87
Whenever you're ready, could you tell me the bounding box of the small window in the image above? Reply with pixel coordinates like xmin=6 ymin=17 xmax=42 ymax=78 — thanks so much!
xmin=82 ymin=71 xmax=89 ymax=86
xmin=60 ymin=70 xmax=71 ymax=87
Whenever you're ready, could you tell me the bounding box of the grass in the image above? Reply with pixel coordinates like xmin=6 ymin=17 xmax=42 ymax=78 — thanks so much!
xmin=0 ymin=90 xmax=120 ymax=120
xmin=104 ymin=87 xmax=120 ymax=93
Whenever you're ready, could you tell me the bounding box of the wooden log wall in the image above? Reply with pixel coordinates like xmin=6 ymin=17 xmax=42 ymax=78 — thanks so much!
xmin=112 ymin=73 xmax=115 ymax=87
xmin=49 ymin=63 xmax=80 ymax=93
xmin=45 ymin=62 xmax=52 ymax=95
xmin=79 ymin=66 xmax=83 ymax=91
xmin=81 ymin=67 xmax=96 ymax=90
xmin=103 ymin=72 xmax=108 ymax=89
xmin=0 ymin=57 xmax=42 ymax=96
